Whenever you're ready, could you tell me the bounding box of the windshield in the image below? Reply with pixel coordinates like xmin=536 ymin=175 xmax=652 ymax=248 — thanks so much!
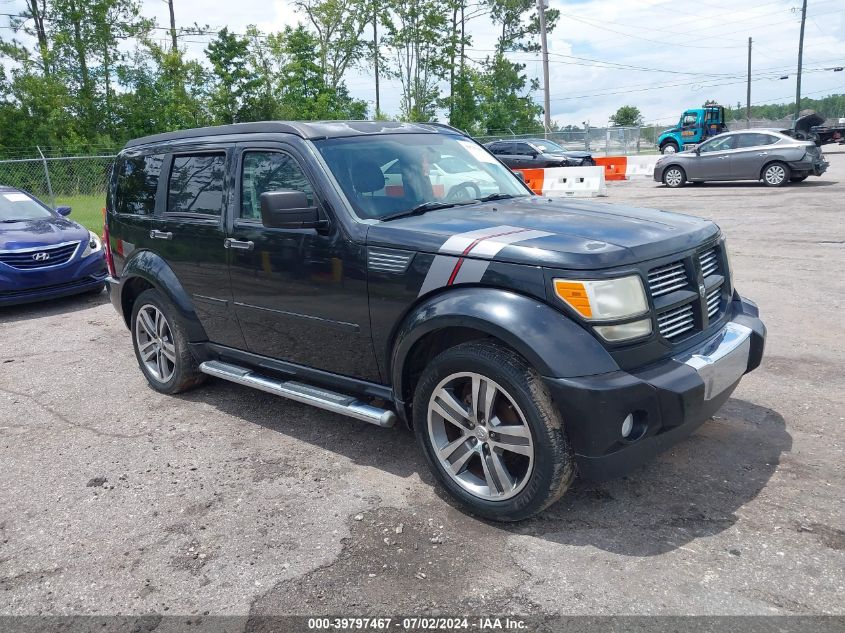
xmin=534 ymin=140 xmax=565 ymax=153
xmin=313 ymin=134 xmax=530 ymax=221
xmin=0 ymin=191 xmax=53 ymax=222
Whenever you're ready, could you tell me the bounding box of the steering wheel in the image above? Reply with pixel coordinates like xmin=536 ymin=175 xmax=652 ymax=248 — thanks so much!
xmin=445 ymin=182 xmax=481 ymax=202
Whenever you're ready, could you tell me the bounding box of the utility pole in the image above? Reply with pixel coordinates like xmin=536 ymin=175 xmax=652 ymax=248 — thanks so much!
xmin=167 ymin=0 xmax=177 ymax=51
xmin=746 ymin=37 xmax=752 ymax=128
xmin=373 ymin=2 xmax=380 ymax=117
xmin=537 ymin=0 xmax=551 ymax=137
xmin=794 ymin=0 xmax=807 ymax=124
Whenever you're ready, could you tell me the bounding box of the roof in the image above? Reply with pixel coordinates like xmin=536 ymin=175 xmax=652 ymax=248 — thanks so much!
xmin=124 ymin=120 xmax=465 ymax=149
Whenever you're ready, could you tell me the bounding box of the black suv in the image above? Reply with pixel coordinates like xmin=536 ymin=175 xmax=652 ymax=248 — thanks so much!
xmin=105 ymin=121 xmax=765 ymax=521
xmin=485 ymin=139 xmax=595 ymax=169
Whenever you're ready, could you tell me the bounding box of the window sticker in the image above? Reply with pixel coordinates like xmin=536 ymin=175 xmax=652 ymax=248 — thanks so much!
xmin=3 ymin=193 xmax=30 ymax=202
xmin=457 ymin=140 xmax=497 ymax=164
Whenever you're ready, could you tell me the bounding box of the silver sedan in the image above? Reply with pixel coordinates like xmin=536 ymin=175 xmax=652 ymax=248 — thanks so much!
xmin=653 ymin=130 xmax=828 ymax=188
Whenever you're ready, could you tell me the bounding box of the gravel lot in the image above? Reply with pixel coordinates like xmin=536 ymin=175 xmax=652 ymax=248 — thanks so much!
xmin=1 ymin=149 xmax=843 ymax=620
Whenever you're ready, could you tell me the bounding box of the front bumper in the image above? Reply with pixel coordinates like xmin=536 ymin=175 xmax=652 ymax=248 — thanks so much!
xmin=0 ymin=253 xmax=108 ymax=307
xmin=544 ymin=295 xmax=766 ymax=481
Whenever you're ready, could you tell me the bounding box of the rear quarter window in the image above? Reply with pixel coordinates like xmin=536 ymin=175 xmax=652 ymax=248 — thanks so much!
xmin=114 ymin=154 xmax=164 ymax=215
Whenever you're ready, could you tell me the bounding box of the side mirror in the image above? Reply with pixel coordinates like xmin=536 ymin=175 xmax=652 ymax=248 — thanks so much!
xmin=259 ymin=191 xmax=325 ymax=230
xmin=56 ymin=206 xmax=72 ymax=216
xmin=695 ymin=147 xmax=701 ymax=155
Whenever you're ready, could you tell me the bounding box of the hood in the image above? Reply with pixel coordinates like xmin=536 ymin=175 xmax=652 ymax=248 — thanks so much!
xmin=0 ymin=216 xmax=89 ymax=251
xmin=558 ymin=150 xmax=592 ymax=159
xmin=366 ymin=196 xmax=718 ymax=270
xmin=794 ymin=111 xmax=825 ymax=133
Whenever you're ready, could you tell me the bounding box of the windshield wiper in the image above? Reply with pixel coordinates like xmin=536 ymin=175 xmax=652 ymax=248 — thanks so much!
xmin=379 ymin=201 xmax=465 ymax=222
xmin=1 ymin=218 xmax=26 ymax=223
xmin=475 ymin=193 xmax=520 ymax=203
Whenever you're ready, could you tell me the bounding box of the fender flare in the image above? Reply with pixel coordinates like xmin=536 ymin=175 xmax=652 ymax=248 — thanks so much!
xmin=390 ymin=287 xmax=619 ymax=400
xmin=118 ymin=249 xmax=208 ymax=342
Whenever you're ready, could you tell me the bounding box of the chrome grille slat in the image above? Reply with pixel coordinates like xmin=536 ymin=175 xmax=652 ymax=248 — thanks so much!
xmin=648 ymin=260 xmax=688 ymax=297
xmin=706 ymin=285 xmax=722 ymax=318
xmin=699 ymin=248 xmax=719 ymax=277
xmin=657 ymin=303 xmax=694 ymax=339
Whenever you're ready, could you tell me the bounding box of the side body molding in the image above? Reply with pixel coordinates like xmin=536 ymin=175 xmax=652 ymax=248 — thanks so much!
xmin=390 ymin=287 xmax=619 ymax=399
xmin=118 ymin=249 xmax=209 ymax=342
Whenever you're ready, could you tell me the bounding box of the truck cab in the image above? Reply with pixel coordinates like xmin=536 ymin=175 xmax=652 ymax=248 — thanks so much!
xmin=659 ymin=104 xmax=727 ymax=154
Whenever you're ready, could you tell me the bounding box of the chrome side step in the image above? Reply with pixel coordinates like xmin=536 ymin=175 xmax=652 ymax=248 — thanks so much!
xmin=199 ymin=360 xmax=397 ymax=428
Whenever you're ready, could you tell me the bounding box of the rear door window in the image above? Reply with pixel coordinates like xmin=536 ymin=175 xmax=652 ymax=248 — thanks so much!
xmin=167 ymin=154 xmax=226 ymax=216
xmin=115 ymin=154 xmax=164 ymax=215
xmin=736 ymin=133 xmax=779 ymax=148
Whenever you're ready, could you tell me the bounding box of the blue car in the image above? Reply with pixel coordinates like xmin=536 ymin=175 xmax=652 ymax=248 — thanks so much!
xmin=0 ymin=186 xmax=108 ymax=306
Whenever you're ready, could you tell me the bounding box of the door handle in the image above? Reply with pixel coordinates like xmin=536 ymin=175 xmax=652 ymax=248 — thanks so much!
xmin=149 ymin=230 xmax=173 ymax=240
xmin=224 ymin=238 xmax=255 ymax=251
xmin=757 ymin=152 xmax=768 ymax=156
xmin=719 ymin=156 xmax=728 ymax=160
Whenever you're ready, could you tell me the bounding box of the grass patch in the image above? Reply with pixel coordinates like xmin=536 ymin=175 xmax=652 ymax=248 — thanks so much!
xmin=55 ymin=194 xmax=106 ymax=232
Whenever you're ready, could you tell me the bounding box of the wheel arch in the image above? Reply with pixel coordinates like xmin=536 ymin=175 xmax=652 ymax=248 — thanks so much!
xmin=389 ymin=287 xmax=618 ymax=426
xmin=118 ymin=250 xmax=208 ymax=342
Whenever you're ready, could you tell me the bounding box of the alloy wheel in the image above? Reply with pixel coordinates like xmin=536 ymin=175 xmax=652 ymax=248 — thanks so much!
xmin=427 ymin=372 xmax=534 ymax=501
xmin=764 ymin=164 xmax=786 ymax=186
xmin=665 ymin=168 xmax=684 ymax=187
xmin=134 ymin=304 xmax=176 ymax=383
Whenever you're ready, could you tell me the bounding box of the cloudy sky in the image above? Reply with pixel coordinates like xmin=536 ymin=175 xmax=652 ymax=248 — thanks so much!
xmin=5 ymin=0 xmax=845 ymax=127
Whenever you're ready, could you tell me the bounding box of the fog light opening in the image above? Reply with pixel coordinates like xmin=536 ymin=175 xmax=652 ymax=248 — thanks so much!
xmin=621 ymin=414 xmax=634 ymax=438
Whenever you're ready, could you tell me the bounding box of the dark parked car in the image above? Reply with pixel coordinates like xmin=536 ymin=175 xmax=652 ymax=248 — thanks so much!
xmin=654 ymin=130 xmax=828 ymax=188
xmin=484 ymin=139 xmax=595 ymax=169
xmin=105 ymin=121 xmax=766 ymax=521
xmin=0 ymin=186 xmax=107 ymax=306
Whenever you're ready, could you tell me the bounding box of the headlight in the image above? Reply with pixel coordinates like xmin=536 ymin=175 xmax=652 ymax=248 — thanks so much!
xmin=554 ymin=275 xmax=648 ymax=320
xmin=82 ymin=231 xmax=102 ymax=257
xmin=594 ymin=319 xmax=652 ymax=342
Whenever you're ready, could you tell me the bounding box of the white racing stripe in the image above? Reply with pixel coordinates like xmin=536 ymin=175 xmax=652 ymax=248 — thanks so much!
xmin=418 ymin=225 xmax=553 ymax=296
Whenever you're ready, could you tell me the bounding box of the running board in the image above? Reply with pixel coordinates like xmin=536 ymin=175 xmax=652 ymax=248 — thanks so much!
xmin=199 ymin=360 xmax=397 ymax=428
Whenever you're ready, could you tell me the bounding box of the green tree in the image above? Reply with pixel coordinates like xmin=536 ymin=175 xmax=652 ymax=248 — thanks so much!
xmin=380 ymin=0 xmax=451 ymax=121
xmin=294 ymin=0 xmax=370 ymax=90
xmin=206 ymin=28 xmax=261 ymax=124
xmin=610 ymin=105 xmax=643 ymax=127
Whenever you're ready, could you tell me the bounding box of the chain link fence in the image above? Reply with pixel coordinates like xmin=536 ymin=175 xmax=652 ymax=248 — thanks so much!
xmin=0 ymin=154 xmax=115 ymax=206
xmin=474 ymin=126 xmax=657 ymax=156
xmin=0 ymin=115 xmax=805 ymax=212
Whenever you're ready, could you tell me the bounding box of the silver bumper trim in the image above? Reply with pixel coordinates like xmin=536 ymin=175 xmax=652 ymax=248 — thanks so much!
xmin=674 ymin=322 xmax=753 ymax=400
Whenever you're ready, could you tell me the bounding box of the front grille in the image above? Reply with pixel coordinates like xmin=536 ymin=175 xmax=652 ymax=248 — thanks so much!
xmin=0 ymin=241 xmax=80 ymax=270
xmin=648 ymin=260 xmax=687 ymax=296
xmin=657 ymin=302 xmax=695 ymax=340
xmin=706 ymin=285 xmax=722 ymax=318
xmin=699 ymin=248 xmax=719 ymax=277
xmin=645 ymin=243 xmax=728 ymax=345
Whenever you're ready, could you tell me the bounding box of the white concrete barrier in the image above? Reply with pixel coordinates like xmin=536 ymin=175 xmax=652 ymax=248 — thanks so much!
xmin=541 ymin=166 xmax=607 ymax=197
xmin=624 ymin=155 xmax=661 ymax=178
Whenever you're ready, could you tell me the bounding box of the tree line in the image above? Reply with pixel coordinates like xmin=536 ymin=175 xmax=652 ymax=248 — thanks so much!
xmin=0 ymin=0 xmax=557 ymax=156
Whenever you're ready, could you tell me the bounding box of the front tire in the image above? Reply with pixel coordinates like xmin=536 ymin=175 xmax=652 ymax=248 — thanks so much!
xmin=762 ymin=162 xmax=790 ymax=187
xmin=661 ymin=141 xmax=679 ymax=154
xmin=413 ymin=341 xmax=574 ymax=522
xmin=663 ymin=166 xmax=686 ymax=188
xmin=131 ymin=288 xmax=205 ymax=394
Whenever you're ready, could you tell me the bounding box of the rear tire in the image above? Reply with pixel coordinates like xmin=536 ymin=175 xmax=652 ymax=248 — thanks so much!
xmin=762 ymin=161 xmax=790 ymax=187
xmin=130 ymin=288 xmax=205 ymax=394
xmin=663 ymin=166 xmax=686 ymax=188
xmin=413 ymin=341 xmax=574 ymax=522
